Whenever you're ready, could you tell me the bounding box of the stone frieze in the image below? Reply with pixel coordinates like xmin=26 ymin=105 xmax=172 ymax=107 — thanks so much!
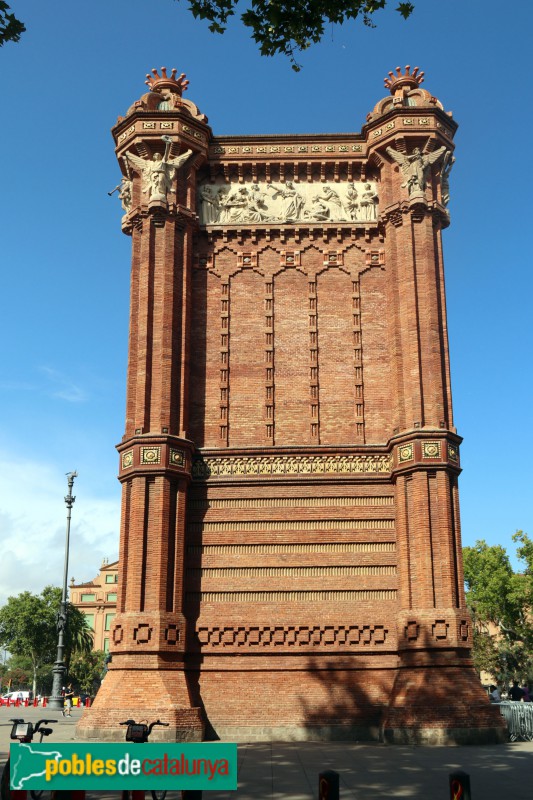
xmin=198 ymin=180 xmax=378 ymax=226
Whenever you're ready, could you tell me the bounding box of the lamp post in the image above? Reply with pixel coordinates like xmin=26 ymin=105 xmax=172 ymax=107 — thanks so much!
xmin=48 ymin=471 xmax=78 ymax=709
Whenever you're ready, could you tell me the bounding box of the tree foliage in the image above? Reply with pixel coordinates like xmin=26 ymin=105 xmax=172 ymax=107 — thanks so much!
xmin=463 ymin=532 xmax=533 ymax=687
xmin=68 ymin=650 xmax=106 ymax=694
xmin=0 ymin=1 xmax=415 ymax=66
xmin=0 ymin=586 xmax=94 ymax=695
xmin=0 ymin=2 xmax=25 ymax=46
xmin=186 ymin=0 xmax=414 ymax=69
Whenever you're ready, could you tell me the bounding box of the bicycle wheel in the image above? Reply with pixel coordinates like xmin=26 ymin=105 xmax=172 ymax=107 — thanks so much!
xmin=150 ymin=791 xmax=167 ymax=800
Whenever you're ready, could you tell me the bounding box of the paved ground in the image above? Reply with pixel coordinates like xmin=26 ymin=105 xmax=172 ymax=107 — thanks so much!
xmin=1 ymin=705 xmax=532 ymax=799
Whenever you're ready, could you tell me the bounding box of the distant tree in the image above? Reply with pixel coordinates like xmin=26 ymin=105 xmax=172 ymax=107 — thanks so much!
xmin=463 ymin=532 xmax=533 ymax=687
xmin=186 ymin=0 xmax=415 ymax=69
xmin=0 ymin=586 xmax=94 ymax=696
xmin=68 ymin=650 xmax=106 ymax=695
xmin=0 ymin=2 xmax=25 ymax=46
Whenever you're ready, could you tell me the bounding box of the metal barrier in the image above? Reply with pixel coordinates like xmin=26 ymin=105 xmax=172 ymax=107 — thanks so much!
xmin=498 ymin=701 xmax=533 ymax=741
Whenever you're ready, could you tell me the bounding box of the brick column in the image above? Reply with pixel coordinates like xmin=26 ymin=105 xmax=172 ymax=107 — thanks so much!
xmin=366 ymin=120 xmax=504 ymax=741
xmin=77 ymin=74 xmax=208 ymax=741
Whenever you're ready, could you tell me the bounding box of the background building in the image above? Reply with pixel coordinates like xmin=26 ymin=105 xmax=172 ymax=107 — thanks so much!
xmin=70 ymin=560 xmax=118 ymax=652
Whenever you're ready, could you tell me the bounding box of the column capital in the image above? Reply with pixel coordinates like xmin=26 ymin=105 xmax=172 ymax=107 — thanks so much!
xmin=117 ymin=434 xmax=195 ymax=482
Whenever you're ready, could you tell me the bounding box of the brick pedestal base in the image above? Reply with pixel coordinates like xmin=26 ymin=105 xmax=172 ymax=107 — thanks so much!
xmin=76 ymin=662 xmax=204 ymax=742
xmin=381 ymin=662 xmax=507 ymax=744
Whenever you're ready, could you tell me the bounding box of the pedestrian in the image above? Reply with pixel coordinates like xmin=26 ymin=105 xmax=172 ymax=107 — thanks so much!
xmin=489 ymin=685 xmax=501 ymax=703
xmin=509 ymin=680 xmax=525 ymax=702
xmin=63 ymin=683 xmax=75 ymax=716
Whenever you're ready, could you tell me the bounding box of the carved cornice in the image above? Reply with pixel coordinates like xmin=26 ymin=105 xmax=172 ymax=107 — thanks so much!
xmin=380 ymin=199 xmax=449 ymax=228
xmin=121 ymin=203 xmax=199 ymax=233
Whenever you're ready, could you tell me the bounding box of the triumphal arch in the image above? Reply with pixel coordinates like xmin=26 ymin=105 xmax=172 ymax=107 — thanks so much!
xmin=77 ymin=66 xmax=504 ymax=743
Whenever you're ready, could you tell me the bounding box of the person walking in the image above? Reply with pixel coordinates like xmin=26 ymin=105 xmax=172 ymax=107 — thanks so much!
xmin=63 ymin=683 xmax=75 ymax=716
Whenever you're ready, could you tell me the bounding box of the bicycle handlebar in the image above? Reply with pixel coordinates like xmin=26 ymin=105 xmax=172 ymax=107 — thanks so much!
xmin=148 ymin=720 xmax=169 ymax=734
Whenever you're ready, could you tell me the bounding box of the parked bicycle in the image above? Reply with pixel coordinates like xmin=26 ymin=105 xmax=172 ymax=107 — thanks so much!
xmin=120 ymin=718 xmax=169 ymax=800
xmin=1 ymin=717 xmax=58 ymax=800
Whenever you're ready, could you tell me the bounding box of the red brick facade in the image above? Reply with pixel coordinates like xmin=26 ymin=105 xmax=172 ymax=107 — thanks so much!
xmin=76 ymin=67 xmax=505 ymax=743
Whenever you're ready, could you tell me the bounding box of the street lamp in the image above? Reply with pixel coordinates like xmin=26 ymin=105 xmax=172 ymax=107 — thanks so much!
xmin=48 ymin=471 xmax=78 ymax=709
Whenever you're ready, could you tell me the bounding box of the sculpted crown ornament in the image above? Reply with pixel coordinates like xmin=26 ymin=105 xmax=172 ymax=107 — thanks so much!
xmin=384 ymin=65 xmax=424 ymax=96
xmin=145 ymin=67 xmax=189 ymax=96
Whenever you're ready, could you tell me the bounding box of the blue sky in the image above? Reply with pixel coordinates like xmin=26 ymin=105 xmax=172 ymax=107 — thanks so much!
xmin=1 ymin=0 xmax=532 ymax=604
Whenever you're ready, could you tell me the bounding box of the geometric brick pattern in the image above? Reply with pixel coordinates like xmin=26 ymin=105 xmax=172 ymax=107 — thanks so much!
xmin=196 ymin=624 xmax=389 ymax=649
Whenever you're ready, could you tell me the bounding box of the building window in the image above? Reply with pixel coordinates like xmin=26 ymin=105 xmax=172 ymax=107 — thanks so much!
xmin=105 ymin=574 xmax=118 ymax=584
xmin=81 ymin=593 xmax=96 ymax=602
xmin=105 ymin=613 xmax=115 ymax=631
xmin=104 ymin=638 xmax=110 ymax=652
xmin=106 ymin=593 xmax=117 ymax=602
xmin=84 ymin=614 xmax=95 ymax=630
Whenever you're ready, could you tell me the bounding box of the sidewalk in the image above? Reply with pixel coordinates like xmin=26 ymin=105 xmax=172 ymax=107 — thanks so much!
xmin=2 ymin=705 xmax=532 ymax=799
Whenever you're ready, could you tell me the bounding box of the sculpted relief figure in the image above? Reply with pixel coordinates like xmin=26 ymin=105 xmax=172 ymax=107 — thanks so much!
xmin=359 ymin=183 xmax=378 ymax=221
xmin=318 ymin=186 xmax=346 ymax=220
xmin=305 ymin=195 xmax=330 ymax=221
xmin=198 ymin=185 xmax=219 ymax=224
xmin=246 ymin=185 xmax=270 ymax=222
xmin=126 ymin=139 xmax=193 ymax=202
xmin=345 ymin=183 xmax=359 ymax=220
xmin=197 ymin=181 xmax=378 ymax=225
xmin=273 ymin=181 xmax=306 ymax=222
xmin=386 ymin=144 xmax=447 ymax=196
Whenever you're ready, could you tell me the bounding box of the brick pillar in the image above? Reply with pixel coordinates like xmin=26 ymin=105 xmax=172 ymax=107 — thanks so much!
xmin=366 ymin=129 xmax=505 ymax=742
xmin=77 ymin=74 xmax=209 ymax=741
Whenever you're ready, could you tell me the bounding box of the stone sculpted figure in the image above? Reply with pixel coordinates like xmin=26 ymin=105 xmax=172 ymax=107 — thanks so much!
xmin=440 ymin=150 xmax=455 ymax=207
xmin=274 ymin=181 xmax=305 ymax=222
xmin=345 ymin=183 xmax=359 ymax=220
xmin=386 ymin=144 xmax=447 ymax=196
xmin=319 ymin=186 xmax=346 ymax=220
xmin=118 ymin=177 xmax=133 ymax=212
xmin=126 ymin=139 xmax=193 ymax=202
xmin=199 ymin=185 xmax=220 ymax=224
xmin=224 ymin=187 xmax=250 ymax=223
xmin=359 ymin=183 xmax=378 ymax=221
xmin=305 ymin=195 xmax=330 ymax=221
xmin=108 ymin=176 xmax=133 ymax=213
xmin=245 ymin=185 xmax=270 ymax=222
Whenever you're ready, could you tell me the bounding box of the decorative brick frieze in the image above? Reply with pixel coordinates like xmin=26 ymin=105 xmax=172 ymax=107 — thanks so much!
xmin=194 ymin=623 xmax=392 ymax=651
xmin=192 ymin=452 xmax=392 ymax=479
xmin=397 ymin=610 xmax=473 ymax=650
xmin=187 ymin=589 xmax=396 ymax=603
xmin=110 ymin=613 xmax=186 ymax=653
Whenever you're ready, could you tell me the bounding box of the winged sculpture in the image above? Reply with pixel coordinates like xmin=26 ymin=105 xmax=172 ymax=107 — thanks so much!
xmin=386 ymin=145 xmax=448 ymax=196
xmin=125 ymin=146 xmax=193 ymax=202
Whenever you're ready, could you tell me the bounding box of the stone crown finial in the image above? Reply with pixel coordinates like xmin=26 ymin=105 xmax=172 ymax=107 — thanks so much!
xmin=384 ymin=65 xmax=425 ymax=95
xmin=145 ymin=67 xmax=189 ymax=95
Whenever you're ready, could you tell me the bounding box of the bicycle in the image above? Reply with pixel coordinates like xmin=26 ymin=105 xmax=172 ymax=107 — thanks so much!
xmin=120 ymin=718 xmax=169 ymax=800
xmin=2 ymin=717 xmax=58 ymax=800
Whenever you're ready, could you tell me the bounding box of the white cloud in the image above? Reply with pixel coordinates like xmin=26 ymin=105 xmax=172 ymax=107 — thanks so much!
xmin=0 ymin=454 xmax=120 ymax=606
xmin=39 ymin=366 xmax=88 ymax=403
